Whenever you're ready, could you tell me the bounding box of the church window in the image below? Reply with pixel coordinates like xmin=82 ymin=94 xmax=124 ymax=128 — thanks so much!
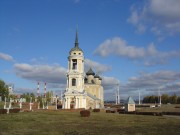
xmin=91 ymin=80 xmax=95 ymax=84
xmin=72 ymin=59 xmax=77 ymax=70
xmin=74 ymin=53 xmax=76 ymax=55
xmin=72 ymin=78 xmax=76 ymax=86
xmin=79 ymin=53 xmax=81 ymax=55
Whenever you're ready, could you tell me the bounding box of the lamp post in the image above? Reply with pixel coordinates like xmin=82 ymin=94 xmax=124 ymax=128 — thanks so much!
xmin=19 ymin=98 xmax=22 ymax=109
xmin=4 ymin=97 xmax=6 ymax=109
xmin=9 ymin=98 xmax=12 ymax=109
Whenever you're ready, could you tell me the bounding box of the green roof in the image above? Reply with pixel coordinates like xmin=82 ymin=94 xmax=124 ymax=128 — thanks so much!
xmin=126 ymin=96 xmax=135 ymax=104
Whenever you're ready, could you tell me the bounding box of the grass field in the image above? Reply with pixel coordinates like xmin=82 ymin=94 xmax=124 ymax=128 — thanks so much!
xmin=0 ymin=109 xmax=180 ymax=135
xmin=136 ymin=104 xmax=180 ymax=112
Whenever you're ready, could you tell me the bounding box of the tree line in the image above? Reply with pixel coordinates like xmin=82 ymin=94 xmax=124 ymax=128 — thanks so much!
xmin=143 ymin=94 xmax=180 ymax=104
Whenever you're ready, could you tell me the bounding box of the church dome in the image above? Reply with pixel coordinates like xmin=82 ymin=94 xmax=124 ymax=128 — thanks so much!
xmin=94 ymin=74 xmax=99 ymax=78
xmin=94 ymin=74 xmax=102 ymax=80
xmin=86 ymin=68 xmax=95 ymax=76
xmin=70 ymin=45 xmax=83 ymax=53
xmin=98 ymin=76 xmax=102 ymax=80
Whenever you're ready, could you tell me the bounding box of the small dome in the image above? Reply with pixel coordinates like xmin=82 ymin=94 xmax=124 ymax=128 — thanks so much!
xmin=94 ymin=74 xmax=102 ymax=80
xmin=94 ymin=74 xmax=100 ymax=78
xmin=70 ymin=46 xmax=83 ymax=53
xmin=86 ymin=68 xmax=95 ymax=76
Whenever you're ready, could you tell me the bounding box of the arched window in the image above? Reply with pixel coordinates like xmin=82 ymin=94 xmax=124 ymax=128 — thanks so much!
xmin=72 ymin=59 xmax=77 ymax=70
xmin=72 ymin=78 xmax=76 ymax=86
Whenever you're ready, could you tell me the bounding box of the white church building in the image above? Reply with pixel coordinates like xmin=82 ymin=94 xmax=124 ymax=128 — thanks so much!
xmin=62 ymin=30 xmax=104 ymax=109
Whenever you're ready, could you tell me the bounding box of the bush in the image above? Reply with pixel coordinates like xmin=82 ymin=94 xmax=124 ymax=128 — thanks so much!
xmin=9 ymin=109 xmax=20 ymax=113
xmin=117 ymin=109 xmax=124 ymax=112
xmin=162 ymin=112 xmax=180 ymax=116
xmin=0 ymin=109 xmax=7 ymax=114
xmin=57 ymin=104 xmax=62 ymax=109
xmin=106 ymin=110 xmax=111 ymax=113
xmin=93 ymin=109 xmax=100 ymax=112
xmin=80 ymin=110 xmax=90 ymax=117
xmin=135 ymin=112 xmax=162 ymax=116
xmin=111 ymin=110 xmax=116 ymax=113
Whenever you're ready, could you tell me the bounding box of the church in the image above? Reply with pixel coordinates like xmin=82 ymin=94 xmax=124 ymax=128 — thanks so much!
xmin=62 ymin=30 xmax=104 ymax=109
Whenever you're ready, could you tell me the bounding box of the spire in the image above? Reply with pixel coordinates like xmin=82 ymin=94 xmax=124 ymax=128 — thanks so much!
xmin=69 ymin=27 xmax=83 ymax=53
xmin=75 ymin=26 xmax=79 ymax=47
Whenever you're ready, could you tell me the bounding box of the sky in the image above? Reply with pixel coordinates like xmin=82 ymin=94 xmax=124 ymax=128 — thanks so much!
xmin=0 ymin=0 xmax=180 ymax=101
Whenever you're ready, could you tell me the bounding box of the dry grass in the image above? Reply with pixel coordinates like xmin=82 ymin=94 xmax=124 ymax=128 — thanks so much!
xmin=0 ymin=109 xmax=180 ymax=135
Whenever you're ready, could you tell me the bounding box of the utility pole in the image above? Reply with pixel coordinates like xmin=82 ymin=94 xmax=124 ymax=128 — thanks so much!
xmin=139 ymin=89 xmax=141 ymax=105
xmin=61 ymin=90 xmax=62 ymax=101
xmin=115 ymin=90 xmax=117 ymax=104
xmin=158 ymin=88 xmax=161 ymax=106
xmin=117 ymin=82 xmax=120 ymax=104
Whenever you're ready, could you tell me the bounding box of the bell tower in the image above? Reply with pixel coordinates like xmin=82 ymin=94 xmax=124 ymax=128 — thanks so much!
xmin=66 ymin=29 xmax=84 ymax=92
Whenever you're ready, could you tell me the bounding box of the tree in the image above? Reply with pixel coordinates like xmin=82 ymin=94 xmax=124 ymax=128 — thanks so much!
xmin=161 ymin=94 xmax=169 ymax=104
xmin=177 ymin=97 xmax=180 ymax=104
xmin=0 ymin=79 xmax=9 ymax=101
xmin=169 ymin=94 xmax=178 ymax=104
xmin=46 ymin=91 xmax=52 ymax=102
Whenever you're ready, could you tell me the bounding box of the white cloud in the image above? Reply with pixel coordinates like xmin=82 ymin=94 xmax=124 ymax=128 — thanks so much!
xmin=14 ymin=63 xmax=67 ymax=84
xmin=128 ymin=0 xmax=180 ymax=37
xmin=103 ymin=70 xmax=180 ymax=100
xmin=85 ymin=59 xmax=111 ymax=73
xmin=0 ymin=52 xmax=14 ymax=62
xmin=113 ymin=70 xmax=180 ymax=100
xmin=14 ymin=59 xmax=112 ymax=87
xmin=94 ymin=37 xmax=180 ymax=66
xmin=94 ymin=37 xmax=145 ymax=58
xmin=102 ymin=76 xmax=119 ymax=87
xmin=126 ymin=70 xmax=180 ymax=90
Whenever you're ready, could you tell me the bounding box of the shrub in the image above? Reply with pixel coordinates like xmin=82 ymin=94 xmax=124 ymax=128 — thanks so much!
xmin=0 ymin=109 xmax=7 ymax=114
xmin=9 ymin=109 xmax=20 ymax=113
xmin=106 ymin=110 xmax=111 ymax=113
xmin=162 ymin=112 xmax=180 ymax=116
xmin=111 ymin=110 xmax=116 ymax=113
xmin=57 ymin=104 xmax=62 ymax=109
xmin=135 ymin=112 xmax=162 ymax=116
xmin=80 ymin=110 xmax=90 ymax=117
xmin=93 ymin=109 xmax=100 ymax=112
xmin=117 ymin=109 xmax=124 ymax=112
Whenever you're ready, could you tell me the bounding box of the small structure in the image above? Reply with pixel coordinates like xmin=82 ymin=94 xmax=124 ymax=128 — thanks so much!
xmin=125 ymin=96 xmax=135 ymax=112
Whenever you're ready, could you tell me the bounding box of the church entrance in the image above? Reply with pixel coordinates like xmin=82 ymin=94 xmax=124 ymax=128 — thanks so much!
xmin=70 ymin=101 xmax=75 ymax=109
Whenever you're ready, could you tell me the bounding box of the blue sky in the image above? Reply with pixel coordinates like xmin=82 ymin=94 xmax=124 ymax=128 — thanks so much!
xmin=0 ymin=0 xmax=180 ymax=100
